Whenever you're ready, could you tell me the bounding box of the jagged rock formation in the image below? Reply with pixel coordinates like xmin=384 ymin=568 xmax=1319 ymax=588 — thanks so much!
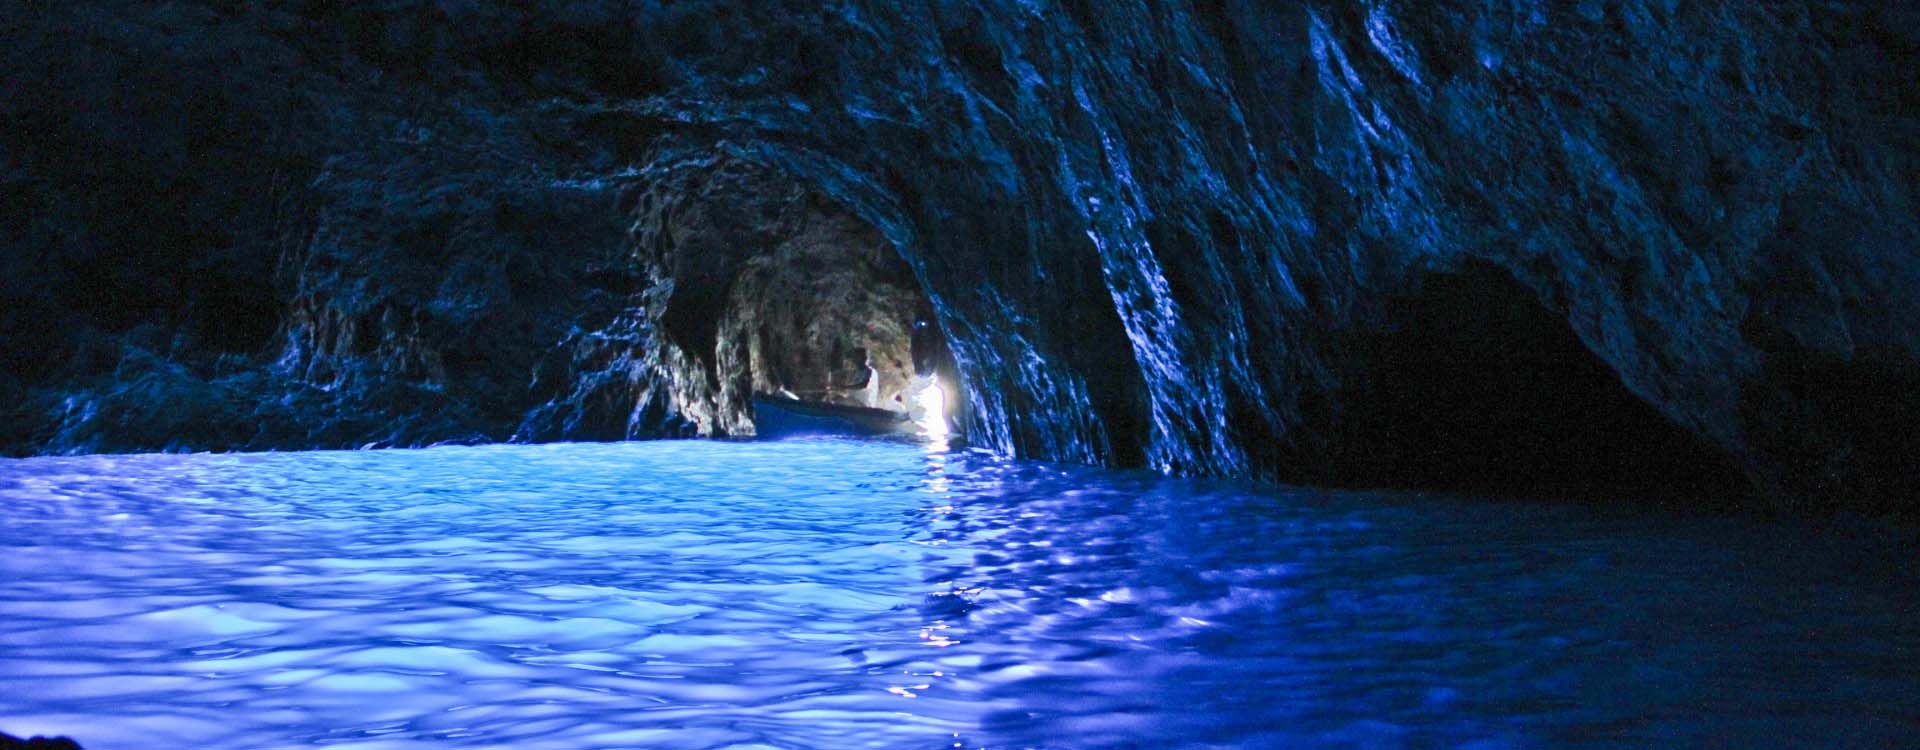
xmin=2 ymin=2 xmax=1915 ymax=512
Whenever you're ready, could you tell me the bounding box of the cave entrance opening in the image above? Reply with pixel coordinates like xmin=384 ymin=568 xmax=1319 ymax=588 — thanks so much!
xmin=642 ymin=167 xmax=957 ymax=441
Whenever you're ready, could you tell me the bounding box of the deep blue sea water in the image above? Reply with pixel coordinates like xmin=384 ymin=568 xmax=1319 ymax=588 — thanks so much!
xmin=1 ymin=438 xmax=1916 ymax=749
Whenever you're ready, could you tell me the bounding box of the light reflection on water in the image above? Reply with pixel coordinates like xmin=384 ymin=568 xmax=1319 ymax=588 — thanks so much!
xmin=0 ymin=439 xmax=1916 ymax=749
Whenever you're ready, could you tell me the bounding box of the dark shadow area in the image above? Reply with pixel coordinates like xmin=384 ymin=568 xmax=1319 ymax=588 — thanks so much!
xmin=1741 ymin=346 xmax=1920 ymax=515
xmin=1301 ymin=261 xmax=1749 ymax=505
xmin=0 ymin=729 xmax=82 ymax=749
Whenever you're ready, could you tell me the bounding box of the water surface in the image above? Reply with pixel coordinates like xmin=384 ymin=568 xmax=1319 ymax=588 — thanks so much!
xmin=1 ymin=439 xmax=1916 ymax=749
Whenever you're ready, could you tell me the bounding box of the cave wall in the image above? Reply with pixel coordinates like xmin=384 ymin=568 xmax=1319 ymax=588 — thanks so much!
xmin=3 ymin=1 xmax=1916 ymax=511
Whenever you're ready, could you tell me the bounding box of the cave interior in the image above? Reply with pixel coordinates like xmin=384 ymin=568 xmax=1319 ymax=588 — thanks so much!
xmin=646 ymin=182 xmax=957 ymax=439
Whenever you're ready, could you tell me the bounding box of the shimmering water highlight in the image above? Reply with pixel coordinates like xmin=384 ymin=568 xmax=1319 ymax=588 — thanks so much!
xmin=1 ymin=439 xmax=1916 ymax=749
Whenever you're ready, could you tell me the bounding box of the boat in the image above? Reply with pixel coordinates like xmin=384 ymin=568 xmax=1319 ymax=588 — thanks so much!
xmin=750 ymin=393 xmax=918 ymax=438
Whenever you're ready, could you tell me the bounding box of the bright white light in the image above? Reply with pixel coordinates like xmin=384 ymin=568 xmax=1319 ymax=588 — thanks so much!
xmin=915 ymin=374 xmax=950 ymax=439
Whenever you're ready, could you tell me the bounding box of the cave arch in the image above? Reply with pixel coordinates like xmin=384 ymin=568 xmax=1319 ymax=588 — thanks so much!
xmin=630 ymin=156 xmax=958 ymax=439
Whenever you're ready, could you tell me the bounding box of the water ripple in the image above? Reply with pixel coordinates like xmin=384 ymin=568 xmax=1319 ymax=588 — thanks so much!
xmin=1 ymin=439 xmax=1916 ymax=749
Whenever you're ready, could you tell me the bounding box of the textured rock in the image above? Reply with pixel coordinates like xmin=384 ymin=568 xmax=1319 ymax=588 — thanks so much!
xmin=2 ymin=1 xmax=1915 ymax=512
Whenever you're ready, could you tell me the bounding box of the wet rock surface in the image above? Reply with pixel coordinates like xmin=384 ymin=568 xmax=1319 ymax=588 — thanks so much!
xmin=2 ymin=1 xmax=1915 ymax=512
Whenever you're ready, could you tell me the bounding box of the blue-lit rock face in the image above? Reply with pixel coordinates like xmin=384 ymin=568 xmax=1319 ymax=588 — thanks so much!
xmin=3 ymin=2 xmax=1917 ymax=510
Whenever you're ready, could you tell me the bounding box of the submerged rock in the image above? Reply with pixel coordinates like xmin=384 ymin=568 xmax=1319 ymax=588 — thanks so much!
xmin=1 ymin=2 xmax=1914 ymax=512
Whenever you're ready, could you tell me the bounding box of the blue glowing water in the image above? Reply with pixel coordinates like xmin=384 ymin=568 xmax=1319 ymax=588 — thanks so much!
xmin=2 ymin=439 xmax=1917 ymax=749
